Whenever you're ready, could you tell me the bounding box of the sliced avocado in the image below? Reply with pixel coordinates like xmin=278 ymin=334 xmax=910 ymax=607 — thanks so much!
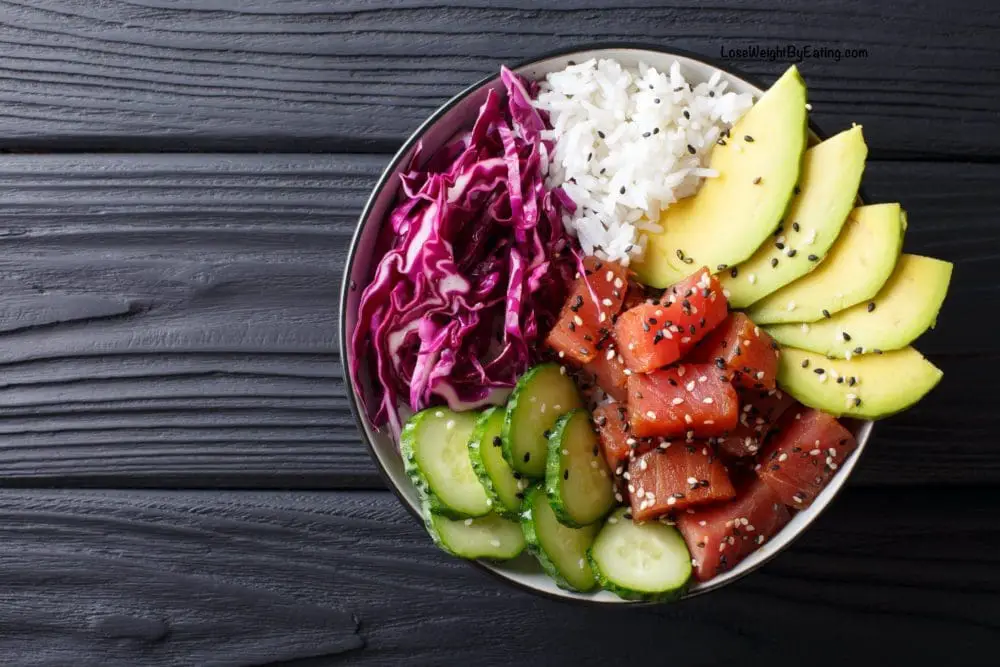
xmin=721 ymin=126 xmax=867 ymax=307
xmin=747 ymin=203 xmax=905 ymax=324
xmin=777 ymin=346 xmax=942 ymax=419
xmin=633 ymin=66 xmax=808 ymax=288
xmin=766 ymin=255 xmax=952 ymax=357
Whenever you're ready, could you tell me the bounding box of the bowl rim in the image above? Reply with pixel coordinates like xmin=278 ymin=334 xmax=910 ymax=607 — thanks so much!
xmin=339 ymin=41 xmax=874 ymax=606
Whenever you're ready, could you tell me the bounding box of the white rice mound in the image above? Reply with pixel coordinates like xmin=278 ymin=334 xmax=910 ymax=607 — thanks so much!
xmin=533 ymin=58 xmax=754 ymax=265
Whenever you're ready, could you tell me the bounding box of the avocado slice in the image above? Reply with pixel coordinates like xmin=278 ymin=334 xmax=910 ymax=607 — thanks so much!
xmin=777 ymin=346 xmax=943 ymax=419
xmin=633 ymin=66 xmax=808 ymax=288
xmin=747 ymin=203 xmax=905 ymax=324
xmin=721 ymin=126 xmax=867 ymax=307
xmin=765 ymin=254 xmax=952 ymax=358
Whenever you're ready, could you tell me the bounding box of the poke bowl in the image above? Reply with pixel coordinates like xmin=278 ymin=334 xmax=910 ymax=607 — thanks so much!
xmin=340 ymin=45 xmax=950 ymax=604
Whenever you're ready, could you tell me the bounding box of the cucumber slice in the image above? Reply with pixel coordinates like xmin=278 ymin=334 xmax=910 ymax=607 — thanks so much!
xmin=401 ymin=408 xmax=490 ymax=519
xmin=468 ymin=407 xmax=525 ymax=519
xmin=545 ymin=409 xmax=616 ymax=527
xmin=520 ymin=485 xmax=600 ymax=592
xmin=503 ymin=363 xmax=583 ymax=478
xmin=588 ymin=508 xmax=692 ymax=602
xmin=425 ymin=508 xmax=525 ymax=560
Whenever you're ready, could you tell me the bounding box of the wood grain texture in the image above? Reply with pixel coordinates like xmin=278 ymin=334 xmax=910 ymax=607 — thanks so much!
xmin=0 ymin=488 xmax=996 ymax=666
xmin=0 ymin=154 xmax=988 ymax=488
xmin=0 ymin=0 xmax=998 ymax=157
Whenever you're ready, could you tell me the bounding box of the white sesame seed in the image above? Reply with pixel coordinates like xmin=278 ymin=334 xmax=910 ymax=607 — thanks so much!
xmin=845 ymin=350 xmax=853 ymax=361
xmin=558 ymin=351 xmax=565 ymax=358
xmin=613 ymin=277 xmax=624 ymax=289
xmin=599 ymin=312 xmax=607 ymax=323
xmin=639 ymin=458 xmax=648 ymax=471
xmin=667 ymin=497 xmax=677 ymax=506
xmin=681 ymin=336 xmax=691 ymax=344
xmin=778 ymin=453 xmax=788 ymax=462
xmin=743 ymin=404 xmax=753 ymax=413
xmin=687 ymin=477 xmax=698 ymax=485
xmin=554 ymin=404 xmax=562 ymax=412
xmin=645 ymin=491 xmax=655 ymax=501
xmin=698 ymin=520 xmax=707 ymax=526
xmin=756 ymin=371 xmax=765 ymax=379
xmin=655 ymin=309 xmax=663 ymax=317
xmin=490 ymin=539 xmax=501 ymax=548
xmin=792 ymin=495 xmax=804 ymax=504
xmin=810 ymin=448 xmax=821 ymax=456
xmin=703 ymin=397 xmax=714 ymax=404
xmin=728 ymin=536 xmax=735 ymax=545
xmin=659 ymin=441 xmax=671 ymax=449
xmin=446 ymin=420 xmax=456 ymax=430
xmin=559 ymin=365 xmax=567 ymax=375
xmin=684 ymin=414 xmax=693 ymax=424
xmin=776 ymin=236 xmax=786 ymax=244
xmin=591 ymin=460 xmax=599 ymax=468
xmin=464 ymin=518 xmax=473 ymax=526
xmin=573 ymin=315 xmax=583 ymax=326
xmin=786 ymin=301 xmax=797 ymax=311
xmin=748 ymin=273 xmax=757 ymax=284
xmin=606 ymin=348 xmax=615 ymax=360
xmin=623 ymin=472 xmax=631 ymax=481
xmin=719 ymin=542 xmax=726 ymax=552
xmin=578 ymin=558 xmax=585 ymax=569
xmin=623 ymin=369 xmax=633 ymax=376
xmin=605 ymin=270 xmax=614 ymax=282
xmin=828 ymin=447 xmax=837 ymax=457
xmin=646 ymin=410 xmax=657 ymax=419
xmin=562 ymin=449 xmax=569 ymax=455
xmin=686 ymin=430 xmax=694 ymax=440
xmin=705 ymin=419 xmax=715 ymax=425
xmin=757 ymin=535 xmax=765 ymax=544
xmin=746 ymin=524 xmax=756 ymax=532
xmin=800 ymin=323 xmax=810 ymax=333
xmin=698 ymin=375 xmax=707 ymax=383
xmin=677 ymin=366 xmax=686 ymax=377
xmin=608 ymin=516 xmax=619 ymax=524
xmin=627 ymin=484 xmax=635 ymax=493
xmin=671 ymin=397 xmax=684 ymax=405
xmin=628 ymin=342 xmax=636 ymax=351
xmin=601 ymin=298 xmax=613 ymax=307
xmin=434 ymin=410 xmax=444 ymax=418
xmin=805 ymin=102 xmax=813 ymax=111
xmin=540 ymin=403 xmax=547 ymax=413
xmin=830 ymin=461 xmax=839 ymax=470
xmin=686 ymin=381 xmax=696 ymax=391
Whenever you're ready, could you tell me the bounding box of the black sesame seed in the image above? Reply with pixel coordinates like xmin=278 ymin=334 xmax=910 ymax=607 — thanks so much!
xmin=848 ymin=377 xmax=857 ymax=386
xmin=699 ymin=317 xmax=706 ymax=328
xmin=515 ymin=492 xmax=524 ymax=500
xmin=775 ymin=242 xmax=785 ymax=250
xmin=668 ymin=378 xmax=678 ymax=387
xmin=542 ymin=430 xmax=551 ymax=439
xmin=801 ymin=359 xmax=809 ymax=368
xmin=808 ymin=254 xmax=819 ymax=262
xmin=687 ymin=144 xmax=696 ymax=155
xmin=624 ymin=511 xmax=633 ymax=520
xmin=842 ymin=332 xmax=852 ymax=341
xmin=753 ymin=176 xmax=762 ymax=185
xmin=822 ymin=309 xmax=831 ymax=318
xmin=814 ymin=368 xmax=825 ymax=374
xmin=717 ymin=138 xmax=727 ymax=146
xmin=718 ymin=263 xmax=728 ymax=271
xmin=523 ymin=452 xmax=531 ymax=462
xmin=642 ymin=321 xmax=651 ymax=333
xmin=563 ymin=469 xmax=569 ymax=480
xmin=874 ymin=348 xmax=883 ymax=355
xmin=744 ymin=135 xmax=754 ymax=143
xmin=683 ymin=110 xmax=690 ymax=119
xmin=676 ymin=249 xmax=686 ymax=261
xmin=513 ymin=471 xmax=522 ymax=480
xmin=792 ymin=222 xmax=800 ymax=232
xmin=598 ymin=130 xmax=606 ymax=139
xmin=854 ymin=397 xmax=863 ymax=407
xmin=787 ymin=249 xmax=797 ymax=257
xmin=771 ymin=258 xmax=779 ymax=268
xmin=620 ymin=186 xmax=626 ymax=195
xmin=643 ymin=131 xmax=651 ymax=138
xmin=836 ymin=377 xmax=844 ymax=384
xmin=793 ymin=185 xmax=801 ymax=195
xmin=654 ymin=98 xmax=661 ymax=104
xmin=715 ymin=357 xmax=726 ymax=369
xmin=868 ymin=302 xmax=876 ymax=312
xmin=493 ymin=436 xmax=502 ymax=448
xmin=730 ymin=267 xmax=739 ymax=278
xmin=653 ymin=127 xmax=660 ymax=135
xmin=689 ymin=324 xmax=697 ymax=335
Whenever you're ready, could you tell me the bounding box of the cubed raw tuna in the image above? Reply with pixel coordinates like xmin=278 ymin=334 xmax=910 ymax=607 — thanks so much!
xmin=688 ymin=312 xmax=780 ymax=390
xmin=626 ymin=443 xmax=735 ymax=520
xmin=676 ymin=478 xmax=791 ymax=581
xmin=757 ymin=408 xmax=858 ymax=509
xmin=626 ymin=364 xmax=738 ymax=438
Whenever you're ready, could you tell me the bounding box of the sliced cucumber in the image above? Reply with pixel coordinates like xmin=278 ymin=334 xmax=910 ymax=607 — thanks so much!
xmin=401 ymin=408 xmax=490 ymax=519
xmin=588 ymin=508 xmax=692 ymax=602
xmin=520 ymin=485 xmax=600 ymax=592
xmin=425 ymin=508 xmax=525 ymax=560
xmin=545 ymin=409 xmax=616 ymax=527
xmin=468 ymin=407 xmax=525 ymax=519
xmin=502 ymin=363 xmax=583 ymax=478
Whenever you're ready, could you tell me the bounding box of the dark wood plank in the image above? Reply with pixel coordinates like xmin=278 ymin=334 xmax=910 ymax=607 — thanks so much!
xmin=0 ymin=154 xmax=988 ymax=489
xmin=0 ymin=488 xmax=995 ymax=666
xmin=0 ymin=1 xmax=998 ymax=158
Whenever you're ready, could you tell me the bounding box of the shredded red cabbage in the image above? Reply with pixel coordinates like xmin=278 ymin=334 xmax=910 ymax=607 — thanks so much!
xmin=351 ymin=67 xmax=577 ymax=434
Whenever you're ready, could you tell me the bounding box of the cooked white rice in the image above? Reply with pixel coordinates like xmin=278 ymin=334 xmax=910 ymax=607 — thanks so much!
xmin=533 ymin=58 xmax=753 ymax=265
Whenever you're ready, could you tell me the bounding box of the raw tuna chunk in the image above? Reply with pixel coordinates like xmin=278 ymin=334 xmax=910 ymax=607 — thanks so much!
xmin=615 ymin=268 xmax=728 ymax=373
xmin=688 ymin=312 xmax=780 ymax=390
xmin=757 ymin=408 xmax=858 ymax=509
xmin=717 ymin=390 xmax=795 ymax=458
xmin=626 ymin=443 xmax=735 ymax=520
xmin=626 ymin=364 xmax=738 ymax=438
xmin=676 ymin=479 xmax=791 ymax=581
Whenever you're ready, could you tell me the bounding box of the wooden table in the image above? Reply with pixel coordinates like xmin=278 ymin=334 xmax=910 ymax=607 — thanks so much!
xmin=1 ymin=2 xmax=997 ymax=664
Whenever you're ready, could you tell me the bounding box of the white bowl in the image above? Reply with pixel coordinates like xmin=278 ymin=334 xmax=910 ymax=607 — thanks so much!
xmin=340 ymin=44 xmax=873 ymax=604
